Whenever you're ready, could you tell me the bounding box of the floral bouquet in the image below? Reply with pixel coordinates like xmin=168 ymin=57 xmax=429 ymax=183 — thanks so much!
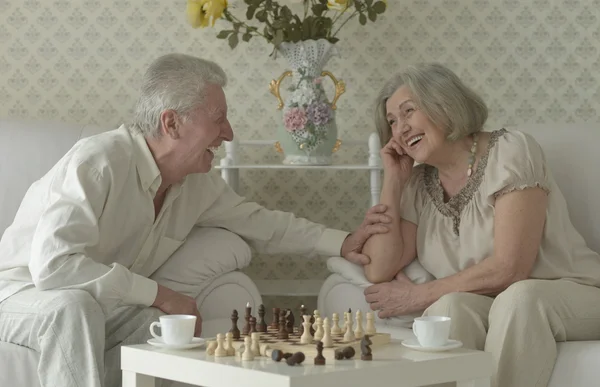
xmin=186 ymin=0 xmax=387 ymax=52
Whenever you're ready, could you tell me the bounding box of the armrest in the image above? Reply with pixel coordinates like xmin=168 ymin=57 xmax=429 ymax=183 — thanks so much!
xmin=150 ymin=227 xmax=253 ymax=299
xmin=326 ymin=257 xmax=435 ymax=288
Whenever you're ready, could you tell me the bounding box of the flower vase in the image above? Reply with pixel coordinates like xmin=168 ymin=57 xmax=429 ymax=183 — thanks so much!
xmin=269 ymin=39 xmax=345 ymax=165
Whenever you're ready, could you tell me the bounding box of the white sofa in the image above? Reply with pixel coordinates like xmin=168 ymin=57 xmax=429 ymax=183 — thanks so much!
xmin=319 ymin=124 xmax=600 ymax=387
xmin=0 ymin=118 xmax=263 ymax=387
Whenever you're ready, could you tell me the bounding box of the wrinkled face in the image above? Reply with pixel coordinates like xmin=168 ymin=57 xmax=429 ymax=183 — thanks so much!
xmin=385 ymin=86 xmax=447 ymax=164
xmin=175 ymin=83 xmax=233 ymax=174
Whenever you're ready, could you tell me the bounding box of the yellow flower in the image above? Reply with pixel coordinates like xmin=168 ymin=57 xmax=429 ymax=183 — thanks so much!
xmin=327 ymin=0 xmax=350 ymax=12
xmin=186 ymin=0 xmax=227 ymax=28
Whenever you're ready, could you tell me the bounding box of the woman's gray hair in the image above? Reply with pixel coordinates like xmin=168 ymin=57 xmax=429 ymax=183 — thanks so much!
xmin=374 ymin=63 xmax=488 ymax=147
xmin=133 ymin=53 xmax=228 ymax=138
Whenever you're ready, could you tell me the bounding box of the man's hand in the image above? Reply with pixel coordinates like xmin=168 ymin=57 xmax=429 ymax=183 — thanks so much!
xmin=340 ymin=204 xmax=391 ymax=265
xmin=152 ymin=284 xmax=203 ymax=337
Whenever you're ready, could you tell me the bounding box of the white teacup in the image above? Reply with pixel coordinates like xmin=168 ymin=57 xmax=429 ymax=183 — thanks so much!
xmin=412 ymin=316 xmax=451 ymax=348
xmin=149 ymin=315 xmax=196 ymax=345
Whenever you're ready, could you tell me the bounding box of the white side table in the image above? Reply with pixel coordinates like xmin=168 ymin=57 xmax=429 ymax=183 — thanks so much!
xmin=215 ymin=133 xmax=383 ymax=207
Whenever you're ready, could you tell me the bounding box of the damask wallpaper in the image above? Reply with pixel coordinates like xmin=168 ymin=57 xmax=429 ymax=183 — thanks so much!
xmin=2 ymin=0 xmax=600 ymax=309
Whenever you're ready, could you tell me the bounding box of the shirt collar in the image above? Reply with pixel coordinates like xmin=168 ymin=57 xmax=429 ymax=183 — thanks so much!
xmin=127 ymin=125 xmax=162 ymax=195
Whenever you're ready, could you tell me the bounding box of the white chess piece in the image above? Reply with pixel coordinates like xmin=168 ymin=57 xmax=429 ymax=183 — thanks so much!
xmin=344 ymin=316 xmax=355 ymax=342
xmin=225 ymin=332 xmax=235 ymax=356
xmin=312 ymin=310 xmax=321 ymax=330
xmin=342 ymin=312 xmax=350 ymax=334
xmin=354 ymin=310 xmax=364 ymax=339
xmin=314 ymin=317 xmax=324 ymax=341
xmin=251 ymin=332 xmax=261 ymax=356
xmin=300 ymin=315 xmax=313 ymax=344
xmin=322 ymin=317 xmax=333 ymax=348
xmin=242 ymin=337 xmax=254 ymax=361
xmin=366 ymin=311 xmax=377 ymax=335
xmin=331 ymin=313 xmax=342 ymax=335
xmin=206 ymin=340 xmax=217 ymax=355
xmin=214 ymin=333 xmax=228 ymax=357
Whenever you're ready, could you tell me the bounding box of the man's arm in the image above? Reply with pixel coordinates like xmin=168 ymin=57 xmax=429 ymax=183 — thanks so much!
xmin=196 ymin=174 xmax=349 ymax=258
xmin=29 ymin=160 xmax=157 ymax=314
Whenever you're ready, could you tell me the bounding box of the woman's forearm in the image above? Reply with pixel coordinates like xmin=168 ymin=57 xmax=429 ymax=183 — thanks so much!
xmin=418 ymin=256 xmax=524 ymax=308
xmin=362 ymin=175 xmax=409 ymax=283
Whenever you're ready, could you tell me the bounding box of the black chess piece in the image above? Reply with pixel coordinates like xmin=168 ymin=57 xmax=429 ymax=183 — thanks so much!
xmin=249 ymin=316 xmax=257 ymax=334
xmin=271 ymin=349 xmax=284 ymax=362
xmin=361 ymin=335 xmax=373 ymax=361
xmin=229 ymin=309 xmax=240 ymax=339
xmin=243 ymin=304 xmax=252 ymax=335
xmin=257 ymin=304 xmax=267 ymax=332
xmin=309 ymin=314 xmax=315 ymax=336
xmin=286 ymin=310 xmax=295 ymax=334
xmin=285 ymin=352 xmax=305 ymax=366
xmin=314 ymin=341 xmax=326 ymax=365
xmin=277 ymin=310 xmax=289 ymax=340
xmin=334 ymin=346 xmax=355 ymax=360
xmin=271 ymin=307 xmax=280 ymax=329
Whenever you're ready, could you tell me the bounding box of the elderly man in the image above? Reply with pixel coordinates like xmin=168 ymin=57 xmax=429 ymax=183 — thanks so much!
xmin=0 ymin=53 xmax=389 ymax=387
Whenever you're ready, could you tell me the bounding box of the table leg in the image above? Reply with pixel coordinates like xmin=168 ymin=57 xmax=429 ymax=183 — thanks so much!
xmin=122 ymin=370 xmax=156 ymax=387
xmin=457 ymin=378 xmax=491 ymax=387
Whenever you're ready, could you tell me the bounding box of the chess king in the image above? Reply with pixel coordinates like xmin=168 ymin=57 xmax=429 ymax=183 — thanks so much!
xmin=0 ymin=53 xmax=393 ymax=387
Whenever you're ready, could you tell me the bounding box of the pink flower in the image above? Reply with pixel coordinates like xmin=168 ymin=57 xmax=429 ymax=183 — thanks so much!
xmin=283 ymin=107 xmax=308 ymax=132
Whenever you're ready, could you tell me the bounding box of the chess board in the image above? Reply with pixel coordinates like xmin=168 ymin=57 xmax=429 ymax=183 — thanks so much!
xmin=227 ymin=326 xmax=391 ymax=361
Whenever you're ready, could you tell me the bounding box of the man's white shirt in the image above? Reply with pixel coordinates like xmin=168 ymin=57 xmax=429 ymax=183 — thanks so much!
xmin=0 ymin=125 xmax=348 ymax=313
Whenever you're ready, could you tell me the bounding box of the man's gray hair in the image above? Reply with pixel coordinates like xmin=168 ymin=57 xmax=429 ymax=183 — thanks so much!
xmin=133 ymin=53 xmax=228 ymax=138
xmin=374 ymin=63 xmax=488 ymax=147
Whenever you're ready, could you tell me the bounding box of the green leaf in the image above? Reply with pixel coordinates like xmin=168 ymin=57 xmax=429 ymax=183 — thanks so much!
xmin=368 ymin=8 xmax=376 ymax=22
xmin=273 ymin=29 xmax=285 ymax=47
xmin=246 ymin=6 xmax=256 ymax=20
xmin=372 ymin=1 xmax=386 ymax=13
xmin=256 ymin=9 xmax=267 ymax=22
xmin=365 ymin=0 xmax=373 ymax=6
xmin=359 ymin=13 xmax=367 ymax=25
xmin=216 ymin=30 xmax=233 ymax=39
xmin=228 ymin=33 xmax=239 ymax=49
xmin=242 ymin=32 xmax=253 ymax=42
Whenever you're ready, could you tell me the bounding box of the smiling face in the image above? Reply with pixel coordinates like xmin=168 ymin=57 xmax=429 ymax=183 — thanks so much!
xmin=385 ymin=85 xmax=448 ymax=164
xmin=172 ymin=83 xmax=233 ymax=174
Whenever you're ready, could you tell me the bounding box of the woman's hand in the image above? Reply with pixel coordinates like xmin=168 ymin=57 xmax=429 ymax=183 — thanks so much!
xmin=380 ymin=137 xmax=414 ymax=182
xmin=364 ymin=271 xmax=424 ymax=318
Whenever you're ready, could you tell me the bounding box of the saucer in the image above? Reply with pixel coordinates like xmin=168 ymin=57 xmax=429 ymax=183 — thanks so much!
xmin=402 ymin=338 xmax=463 ymax=352
xmin=147 ymin=337 xmax=206 ymax=350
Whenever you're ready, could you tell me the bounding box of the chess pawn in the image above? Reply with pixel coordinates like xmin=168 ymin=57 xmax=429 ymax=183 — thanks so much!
xmin=300 ymin=315 xmax=313 ymax=344
xmin=206 ymin=340 xmax=217 ymax=355
xmin=314 ymin=341 xmax=326 ymax=365
xmin=251 ymin=332 xmax=261 ymax=357
xmin=322 ymin=317 xmax=333 ymax=348
xmin=214 ymin=333 xmax=228 ymax=357
xmin=354 ymin=310 xmax=364 ymax=339
xmin=365 ymin=311 xmax=377 ymax=335
xmin=225 ymin=332 xmax=235 ymax=356
xmin=242 ymin=336 xmax=254 ymax=361
xmin=314 ymin=317 xmax=324 ymax=341
xmin=312 ymin=310 xmax=321 ymax=330
xmin=343 ymin=318 xmax=355 ymax=342
xmin=331 ymin=313 xmax=342 ymax=335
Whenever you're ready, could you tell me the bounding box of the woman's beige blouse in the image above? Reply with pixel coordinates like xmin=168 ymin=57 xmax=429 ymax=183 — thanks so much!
xmin=400 ymin=129 xmax=600 ymax=286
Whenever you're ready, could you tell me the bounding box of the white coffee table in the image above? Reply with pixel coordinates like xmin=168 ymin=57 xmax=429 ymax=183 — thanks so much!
xmin=121 ymin=338 xmax=493 ymax=387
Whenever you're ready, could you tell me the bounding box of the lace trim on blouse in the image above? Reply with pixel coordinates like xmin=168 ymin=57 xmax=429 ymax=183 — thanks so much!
xmin=423 ymin=129 xmax=507 ymax=236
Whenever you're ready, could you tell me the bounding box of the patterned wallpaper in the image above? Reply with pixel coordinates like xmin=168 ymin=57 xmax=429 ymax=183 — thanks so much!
xmin=2 ymin=1 xmax=600 ymax=295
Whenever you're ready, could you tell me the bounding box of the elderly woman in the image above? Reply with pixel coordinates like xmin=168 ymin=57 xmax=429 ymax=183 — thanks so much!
xmin=362 ymin=63 xmax=600 ymax=387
